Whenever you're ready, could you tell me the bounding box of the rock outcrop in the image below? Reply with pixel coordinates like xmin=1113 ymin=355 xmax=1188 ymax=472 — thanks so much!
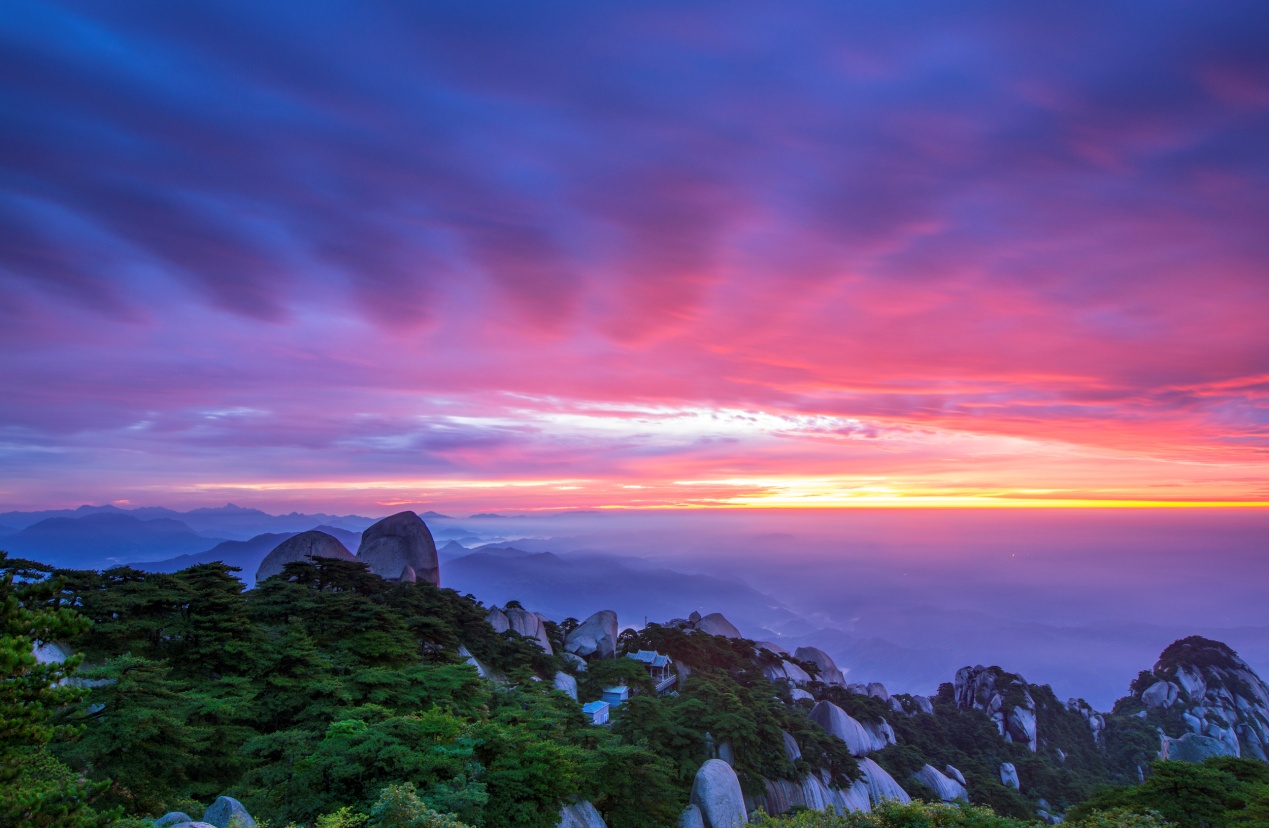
xmin=857 ymin=758 xmax=911 ymax=805
xmin=1127 ymin=636 xmax=1269 ymax=762
xmin=694 ymin=613 xmax=742 ymax=638
xmin=486 ymin=605 xmax=554 ymax=653
xmin=690 ymin=759 xmax=748 ymax=827
xmin=255 ymin=530 xmax=356 ymax=582
xmin=809 ymin=701 xmax=894 ymax=756
xmin=554 ymin=671 xmax=578 ymax=700
xmin=1000 ymin=762 xmax=1020 ymax=790
xmin=565 ymin=610 xmax=618 ymax=659
xmin=954 ymin=665 xmax=1038 ymax=751
xmin=203 ymin=796 xmax=256 ymax=828
xmin=679 ymin=805 xmax=706 ymax=828
xmin=356 ymin=511 xmax=439 ymax=585
xmin=1066 ymin=698 xmax=1106 ymax=744
xmin=155 ymin=814 xmax=193 ymax=828
xmin=764 ymin=659 xmax=812 ymax=686
xmin=754 ymin=771 xmax=871 ymax=816
xmin=794 ymin=646 xmax=847 ymax=686
xmin=945 ymin=765 xmax=966 ymax=786
xmin=558 ymin=799 xmax=606 ymax=828
xmin=1161 ymin=731 xmax=1238 ymax=762
xmin=914 ymin=764 xmax=967 ymax=802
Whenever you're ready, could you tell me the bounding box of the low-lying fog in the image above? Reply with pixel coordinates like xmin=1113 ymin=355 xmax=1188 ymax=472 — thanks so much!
xmin=439 ymin=508 xmax=1269 ymax=710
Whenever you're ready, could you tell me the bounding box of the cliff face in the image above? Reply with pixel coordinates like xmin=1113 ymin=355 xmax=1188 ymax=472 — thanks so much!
xmin=1125 ymin=636 xmax=1269 ymax=762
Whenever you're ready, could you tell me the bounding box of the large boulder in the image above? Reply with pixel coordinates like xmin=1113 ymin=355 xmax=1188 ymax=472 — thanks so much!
xmin=486 ymin=607 xmax=511 ymax=633
xmin=694 ymin=613 xmax=742 ymax=638
xmin=679 ymin=805 xmax=705 ymax=828
xmin=154 ymin=815 xmax=193 ymax=828
xmin=914 ymin=765 xmax=967 ymax=802
xmin=1000 ymin=762 xmax=1020 ymax=790
xmin=356 ymin=511 xmax=439 ymax=585
xmin=857 ymin=758 xmax=911 ymax=805
xmin=566 ymin=610 xmax=618 ymax=658
xmin=1162 ymin=732 xmax=1239 ymax=762
xmin=690 ymin=759 xmax=748 ymax=827
xmin=764 ymin=659 xmax=812 ymax=686
xmin=505 ymin=606 xmax=554 ymax=654
xmin=255 ymin=530 xmax=355 ymax=582
xmin=554 ymin=671 xmax=579 ymax=700
xmin=558 ymin=799 xmax=606 ymax=828
xmin=809 ymin=701 xmax=891 ymax=756
xmin=794 ymin=647 xmax=847 ymax=686
xmin=203 ymin=796 xmax=256 ymax=828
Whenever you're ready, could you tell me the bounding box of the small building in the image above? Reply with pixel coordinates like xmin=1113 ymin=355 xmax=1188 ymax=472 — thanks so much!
xmin=628 ymin=649 xmax=677 ymax=693
xmin=602 ymin=685 xmax=630 ymax=708
xmin=582 ymin=700 xmax=610 ymax=725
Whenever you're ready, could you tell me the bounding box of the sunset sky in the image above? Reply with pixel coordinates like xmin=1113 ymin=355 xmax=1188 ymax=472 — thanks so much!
xmin=3 ymin=1 xmax=1269 ymax=512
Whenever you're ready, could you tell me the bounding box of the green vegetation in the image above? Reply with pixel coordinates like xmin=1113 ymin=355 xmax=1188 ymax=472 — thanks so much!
xmin=6 ymin=548 xmax=1266 ymax=828
xmin=1067 ymin=757 xmax=1269 ymax=828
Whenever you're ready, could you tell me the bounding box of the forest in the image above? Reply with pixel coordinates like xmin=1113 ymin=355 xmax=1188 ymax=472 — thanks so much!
xmin=4 ymin=550 xmax=1268 ymax=828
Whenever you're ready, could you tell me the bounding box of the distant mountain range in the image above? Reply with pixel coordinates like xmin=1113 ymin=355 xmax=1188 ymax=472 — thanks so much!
xmin=0 ymin=503 xmax=377 ymax=540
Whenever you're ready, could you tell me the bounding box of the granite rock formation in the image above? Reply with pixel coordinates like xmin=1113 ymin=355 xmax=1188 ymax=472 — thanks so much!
xmin=565 ymin=610 xmax=618 ymax=659
xmin=690 ymin=759 xmax=748 ymax=827
xmin=203 ymin=796 xmax=256 ymax=828
xmin=1127 ymin=636 xmax=1269 ymax=762
xmin=794 ymin=646 xmax=847 ymax=686
xmin=558 ymin=799 xmax=606 ymax=828
xmin=255 ymin=530 xmax=356 ymax=582
xmin=356 ymin=511 xmax=439 ymax=585
xmin=955 ymin=665 xmax=1039 ymax=751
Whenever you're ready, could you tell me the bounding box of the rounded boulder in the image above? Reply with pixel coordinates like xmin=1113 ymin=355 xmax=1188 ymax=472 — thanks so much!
xmin=356 ymin=511 xmax=439 ymax=585
xmin=256 ymin=531 xmax=355 ymax=583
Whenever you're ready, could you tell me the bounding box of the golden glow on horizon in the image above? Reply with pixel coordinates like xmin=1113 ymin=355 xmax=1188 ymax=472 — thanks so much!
xmin=149 ymin=475 xmax=1268 ymax=512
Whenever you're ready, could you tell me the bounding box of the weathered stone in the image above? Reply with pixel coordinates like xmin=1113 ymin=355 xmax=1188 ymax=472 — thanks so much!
xmin=765 ymin=659 xmax=811 ymax=686
xmin=557 ymin=799 xmax=606 ymax=828
xmin=866 ymin=682 xmax=889 ymax=702
xmin=690 ymin=759 xmax=748 ymax=827
xmin=485 ymin=606 xmax=511 ymax=633
xmin=694 ymin=613 xmax=742 ymax=638
xmin=256 ymin=530 xmax=355 ymax=583
xmin=398 ymin=564 xmax=417 ymax=583
xmin=356 ymin=511 xmax=439 ymax=585
xmin=679 ymin=804 xmax=705 ymax=828
xmin=955 ymin=665 xmax=1038 ymax=752
xmin=203 ymin=796 xmax=256 ymax=828
xmin=912 ymin=695 xmax=935 ymax=716
xmin=565 ymin=610 xmax=618 ymax=659
xmin=914 ymin=764 xmax=967 ymax=802
xmin=790 ymin=688 xmax=814 ymax=702
xmin=757 ymin=641 xmax=789 ymax=655
xmin=504 ymin=606 xmax=554 ymax=653
xmin=1007 ymin=706 xmax=1038 ymax=752
xmin=945 ymin=765 xmax=966 ymax=786
xmin=1000 ymin=762 xmax=1019 ymax=790
xmin=1142 ymin=680 xmax=1180 ymax=709
xmin=781 ymin=731 xmax=802 ymax=762
xmin=857 ymin=758 xmax=911 ymax=805
xmin=794 ymin=647 xmax=847 ymax=686
xmin=554 ymin=671 xmax=578 ymax=700
xmin=154 ymin=814 xmax=192 ymax=828
xmin=1161 ymin=732 xmax=1238 ymax=762
xmin=809 ymin=701 xmax=893 ymax=755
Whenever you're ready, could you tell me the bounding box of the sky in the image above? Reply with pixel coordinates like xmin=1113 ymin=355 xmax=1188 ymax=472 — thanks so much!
xmin=3 ymin=1 xmax=1269 ymax=513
